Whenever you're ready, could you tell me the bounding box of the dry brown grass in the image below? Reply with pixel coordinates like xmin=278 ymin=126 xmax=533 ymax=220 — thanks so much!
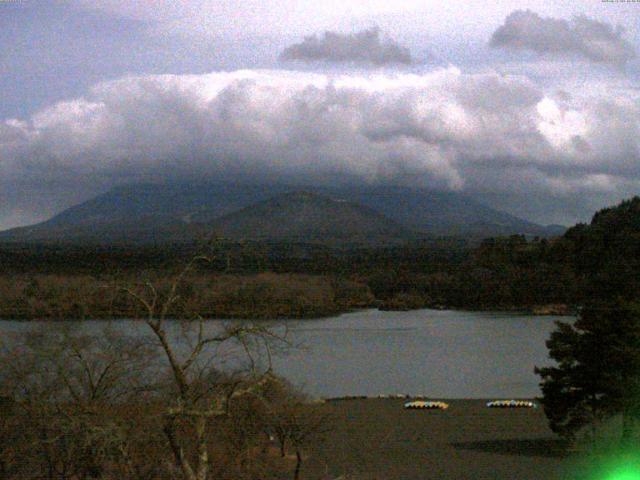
xmin=0 ymin=273 xmax=373 ymax=320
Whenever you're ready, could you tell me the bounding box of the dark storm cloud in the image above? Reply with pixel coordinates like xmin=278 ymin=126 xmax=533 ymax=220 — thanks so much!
xmin=490 ymin=10 xmax=636 ymax=67
xmin=280 ymin=27 xmax=413 ymax=65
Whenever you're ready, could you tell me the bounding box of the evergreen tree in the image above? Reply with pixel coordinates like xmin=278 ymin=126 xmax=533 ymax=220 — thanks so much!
xmin=536 ymin=301 xmax=640 ymax=442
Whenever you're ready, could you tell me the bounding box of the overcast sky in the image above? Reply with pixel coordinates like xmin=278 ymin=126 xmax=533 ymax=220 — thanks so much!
xmin=2 ymin=0 xmax=640 ymax=229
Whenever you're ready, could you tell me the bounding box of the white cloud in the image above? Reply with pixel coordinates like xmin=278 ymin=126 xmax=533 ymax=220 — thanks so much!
xmin=536 ymin=97 xmax=589 ymax=151
xmin=1 ymin=67 xmax=640 ymax=228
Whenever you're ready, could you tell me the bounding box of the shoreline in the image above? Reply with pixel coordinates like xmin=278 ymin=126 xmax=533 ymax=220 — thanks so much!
xmin=0 ymin=303 xmax=576 ymax=321
xmin=324 ymin=395 xmax=541 ymax=401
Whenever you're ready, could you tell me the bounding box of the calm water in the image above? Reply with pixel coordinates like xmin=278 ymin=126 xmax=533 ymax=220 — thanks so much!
xmin=0 ymin=309 xmax=565 ymax=399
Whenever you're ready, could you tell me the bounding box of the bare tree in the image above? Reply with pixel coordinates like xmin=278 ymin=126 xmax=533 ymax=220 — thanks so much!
xmin=257 ymin=377 xmax=332 ymax=480
xmin=0 ymin=324 xmax=157 ymax=480
xmin=122 ymin=255 xmax=289 ymax=480
xmin=0 ymin=254 xmax=296 ymax=480
xmin=2 ymin=324 xmax=156 ymax=407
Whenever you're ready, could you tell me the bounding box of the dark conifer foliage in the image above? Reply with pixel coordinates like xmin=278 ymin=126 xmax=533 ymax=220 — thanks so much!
xmin=536 ymin=197 xmax=640 ymax=441
xmin=536 ymin=302 xmax=640 ymax=440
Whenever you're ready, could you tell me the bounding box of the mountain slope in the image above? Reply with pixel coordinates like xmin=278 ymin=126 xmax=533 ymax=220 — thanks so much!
xmin=0 ymin=184 xmax=290 ymax=243
xmin=0 ymin=183 xmax=564 ymax=244
xmin=210 ymin=191 xmax=412 ymax=244
xmin=40 ymin=183 xmax=290 ymax=228
xmin=313 ymin=186 xmax=559 ymax=237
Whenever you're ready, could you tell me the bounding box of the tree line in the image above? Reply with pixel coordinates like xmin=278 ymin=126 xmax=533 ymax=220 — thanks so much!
xmin=0 ymin=232 xmax=585 ymax=318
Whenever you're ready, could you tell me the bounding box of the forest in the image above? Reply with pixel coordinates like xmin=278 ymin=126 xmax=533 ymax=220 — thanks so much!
xmin=2 ymin=197 xmax=638 ymax=320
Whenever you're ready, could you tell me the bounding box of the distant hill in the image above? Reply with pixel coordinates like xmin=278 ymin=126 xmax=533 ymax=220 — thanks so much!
xmin=0 ymin=184 xmax=288 ymax=244
xmin=0 ymin=183 xmax=564 ymax=244
xmin=313 ymin=186 xmax=562 ymax=238
xmin=210 ymin=191 xmax=413 ymax=244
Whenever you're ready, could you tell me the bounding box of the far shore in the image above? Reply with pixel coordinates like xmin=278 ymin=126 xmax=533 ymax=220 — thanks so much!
xmin=0 ymin=303 xmax=576 ymax=322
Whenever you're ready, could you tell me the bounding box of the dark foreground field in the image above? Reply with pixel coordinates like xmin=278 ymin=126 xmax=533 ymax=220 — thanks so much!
xmin=305 ymin=399 xmax=570 ymax=480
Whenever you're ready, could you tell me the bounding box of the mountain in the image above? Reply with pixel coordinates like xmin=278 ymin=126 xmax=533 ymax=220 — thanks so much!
xmin=0 ymin=184 xmax=290 ymax=244
xmin=0 ymin=183 xmax=564 ymax=244
xmin=211 ymin=191 xmax=412 ymax=244
xmin=313 ymin=186 xmax=560 ymax=237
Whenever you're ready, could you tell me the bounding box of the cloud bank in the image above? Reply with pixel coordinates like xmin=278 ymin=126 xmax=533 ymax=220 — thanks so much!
xmin=490 ymin=10 xmax=636 ymax=67
xmin=280 ymin=27 xmax=413 ymax=65
xmin=1 ymin=68 xmax=639 ymax=228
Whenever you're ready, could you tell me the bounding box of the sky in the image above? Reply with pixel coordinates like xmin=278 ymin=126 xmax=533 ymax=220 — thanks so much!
xmin=2 ymin=0 xmax=640 ymax=229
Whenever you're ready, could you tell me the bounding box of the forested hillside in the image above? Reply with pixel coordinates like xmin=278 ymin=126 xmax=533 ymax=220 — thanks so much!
xmin=0 ymin=197 xmax=637 ymax=319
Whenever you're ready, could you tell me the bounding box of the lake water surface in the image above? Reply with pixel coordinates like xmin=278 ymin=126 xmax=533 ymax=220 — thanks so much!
xmin=0 ymin=309 xmax=566 ymax=399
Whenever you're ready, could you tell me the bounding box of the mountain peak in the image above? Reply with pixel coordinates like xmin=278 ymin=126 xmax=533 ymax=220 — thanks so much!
xmin=210 ymin=190 xmax=412 ymax=245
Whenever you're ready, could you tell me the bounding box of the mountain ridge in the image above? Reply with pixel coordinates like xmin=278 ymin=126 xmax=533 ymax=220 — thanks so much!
xmin=0 ymin=183 xmax=566 ymax=244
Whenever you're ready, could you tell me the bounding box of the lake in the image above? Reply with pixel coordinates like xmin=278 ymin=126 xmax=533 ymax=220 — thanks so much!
xmin=0 ymin=308 xmax=565 ymax=399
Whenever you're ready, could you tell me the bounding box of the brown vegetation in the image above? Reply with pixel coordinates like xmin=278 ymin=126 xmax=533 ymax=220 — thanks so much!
xmin=0 ymin=324 xmax=332 ymax=480
xmin=0 ymin=272 xmax=374 ymax=321
xmin=0 ymin=259 xmax=333 ymax=480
